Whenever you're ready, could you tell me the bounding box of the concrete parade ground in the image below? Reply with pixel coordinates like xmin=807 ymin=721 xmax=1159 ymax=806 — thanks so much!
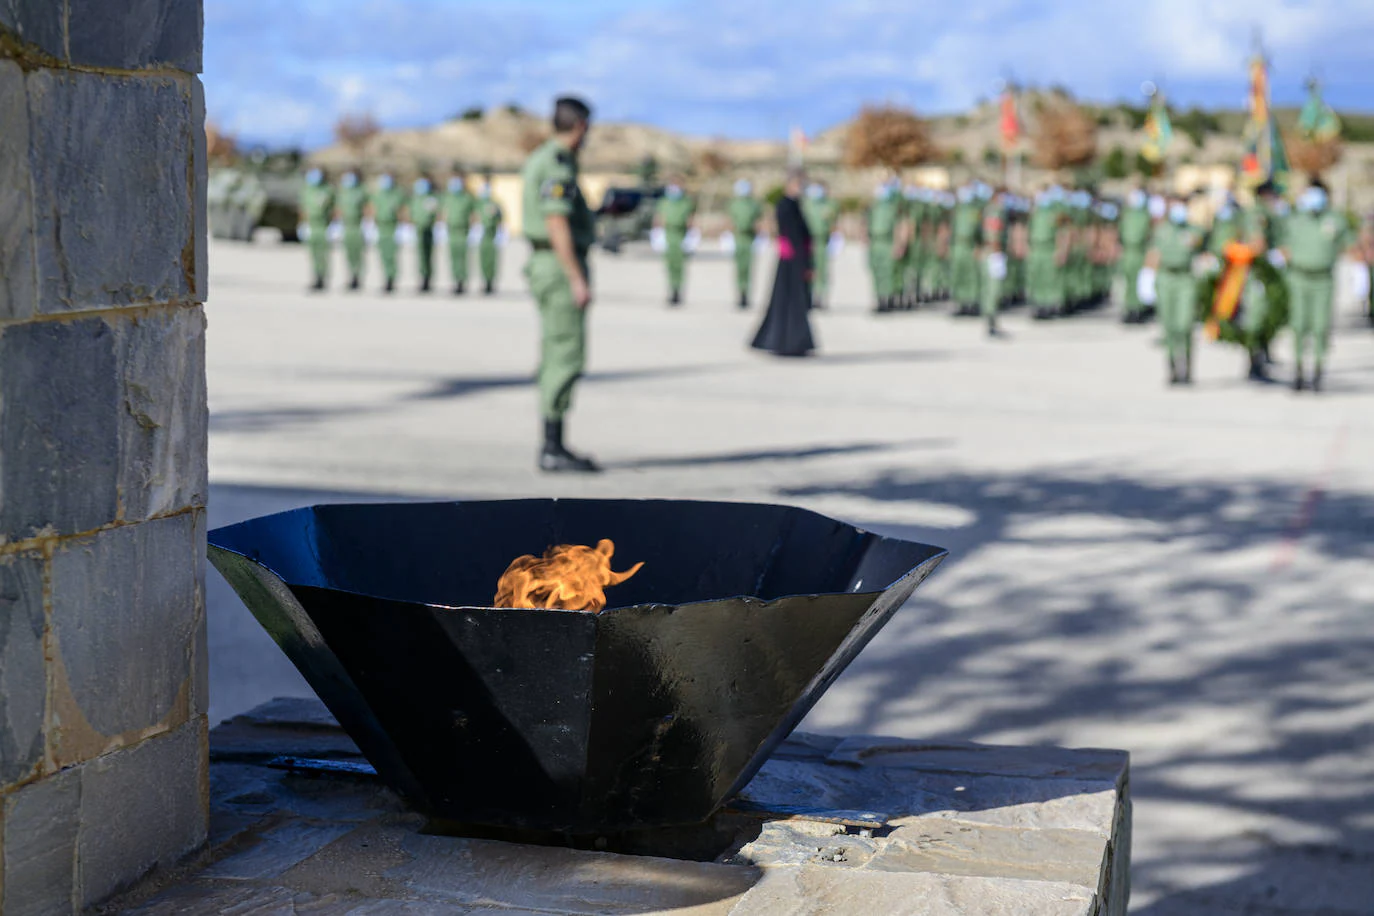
xmin=205 ymin=236 xmax=1373 ymax=914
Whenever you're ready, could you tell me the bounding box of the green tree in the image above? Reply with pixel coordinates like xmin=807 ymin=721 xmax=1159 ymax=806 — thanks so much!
xmin=1118 ymin=104 xmax=1149 ymax=130
xmin=636 ymin=155 xmax=659 ymax=188
xmin=1134 ymin=150 xmax=1161 ymax=179
xmin=982 ymin=145 xmax=1000 ymax=167
xmin=458 ymin=105 xmax=484 ymax=121
xmin=1103 ymin=145 xmax=1128 ymax=179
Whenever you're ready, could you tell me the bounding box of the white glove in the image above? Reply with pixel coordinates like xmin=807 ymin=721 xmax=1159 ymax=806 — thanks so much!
xmin=986 ymin=252 xmax=1007 ymax=280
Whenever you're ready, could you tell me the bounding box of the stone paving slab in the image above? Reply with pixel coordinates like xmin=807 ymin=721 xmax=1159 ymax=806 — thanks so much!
xmin=107 ymin=698 xmax=1128 ymax=915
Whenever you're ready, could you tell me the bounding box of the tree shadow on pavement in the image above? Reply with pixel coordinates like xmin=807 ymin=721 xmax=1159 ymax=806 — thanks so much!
xmin=780 ymin=468 xmax=1374 ymax=914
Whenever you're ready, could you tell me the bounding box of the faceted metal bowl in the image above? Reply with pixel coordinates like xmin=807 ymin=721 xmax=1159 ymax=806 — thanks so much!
xmin=208 ymin=499 xmax=946 ymax=832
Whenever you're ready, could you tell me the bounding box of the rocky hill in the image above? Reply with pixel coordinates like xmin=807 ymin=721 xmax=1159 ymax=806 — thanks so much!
xmin=306 ymin=97 xmax=1374 ymax=210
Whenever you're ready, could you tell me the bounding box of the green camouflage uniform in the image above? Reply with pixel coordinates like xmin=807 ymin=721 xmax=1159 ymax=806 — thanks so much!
xmin=728 ymin=194 xmax=764 ymax=302
xmin=657 ymin=193 xmax=695 ymax=297
xmin=980 ymin=197 xmax=1008 ymax=322
xmin=443 ymin=183 xmax=477 ymax=289
xmin=1285 ymin=207 xmax=1351 ymax=383
xmin=336 ymin=179 xmax=367 ymax=284
xmin=1028 ymin=200 xmax=1064 ymax=315
xmin=1151 ymin=219 xmax=1204 ymax=379
xmin=868 ymin=191 xmax=901 ymax=307
xmin=300 ymin=181 xmax=334 ymax=283
xmin=950 ymin=195 xmax=983 ymax=308
xmin=802 ymin=192 xmax=840 ymax=305
xmin=409 ymin=184 xmax=441 ymax=287
xmin=370 ymin=179 xmax=406 ymax=285
xmin=522 ymin=138 xmax=596 ymax=420
xmin=1118 ymin=202 xmax=1152 ymax=318
xmin=477 ymin=196 xmax=503 ymax=289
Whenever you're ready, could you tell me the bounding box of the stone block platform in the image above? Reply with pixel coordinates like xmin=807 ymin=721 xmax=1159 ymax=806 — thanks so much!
xmin=103 ymin=699 xmax=1129 ymax=915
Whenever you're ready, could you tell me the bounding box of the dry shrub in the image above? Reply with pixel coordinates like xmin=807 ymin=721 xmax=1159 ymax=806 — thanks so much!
xmin=205 ymin=121 xmax=238 ymax=164
xmin=695 ymin=146 xmax=731 ymax=176
xmin=844 ymin=105 xmax=938 ymax=169
xmin=334 ymin=112 xmax=381 ymax=149
xmin=1031 ymin=99 xmax=1097 ymax=169
xmin=1285 ymin=134 xmax=1342 ymax=175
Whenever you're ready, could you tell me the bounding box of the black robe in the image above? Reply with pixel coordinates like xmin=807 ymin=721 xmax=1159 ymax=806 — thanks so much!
xmin=750 ymin=194 xmax=815 ymax=357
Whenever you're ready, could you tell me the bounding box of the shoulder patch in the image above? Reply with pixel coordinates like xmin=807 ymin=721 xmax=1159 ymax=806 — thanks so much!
xmin=541 ymin=178 xmax=571 ymax=201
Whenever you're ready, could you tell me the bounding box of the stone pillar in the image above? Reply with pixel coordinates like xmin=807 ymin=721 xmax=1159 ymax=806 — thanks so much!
xmin=0 ymin=1 xmax=208 ymax=912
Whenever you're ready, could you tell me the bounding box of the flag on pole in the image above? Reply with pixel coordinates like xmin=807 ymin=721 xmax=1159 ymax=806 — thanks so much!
xmin=788 ymin=126 xmax=807 ymax=165
xmin=999 ymin=88 xmax=1020 ymax=151
xmin=1298 ymin=78 xmax=1341 ymax=143
xmin=1239 ymin=49 xmax=1290 ymax=191
xmin=1141 ymin=93 xmax=1173 ymax=163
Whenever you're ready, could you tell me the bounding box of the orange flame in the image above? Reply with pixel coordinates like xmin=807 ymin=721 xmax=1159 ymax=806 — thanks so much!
xmin=493 ymin=540 xmax=644 ymax=612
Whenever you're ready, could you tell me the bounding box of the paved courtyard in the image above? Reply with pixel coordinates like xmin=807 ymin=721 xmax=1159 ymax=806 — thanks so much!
xmin=205 ymin=237 xmax=1373 ymax=914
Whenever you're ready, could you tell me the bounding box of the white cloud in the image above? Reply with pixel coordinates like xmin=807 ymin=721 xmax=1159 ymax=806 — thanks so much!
xmin=204 ymin=0 xmax=1374 ymax=147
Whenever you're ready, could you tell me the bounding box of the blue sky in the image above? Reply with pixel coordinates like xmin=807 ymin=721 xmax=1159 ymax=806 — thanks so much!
xmin=204 ymin=0 xmax=1374 ymax=149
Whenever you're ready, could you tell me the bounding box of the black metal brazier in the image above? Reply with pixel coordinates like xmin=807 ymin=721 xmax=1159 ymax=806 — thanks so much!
xmin=208 ymin=499 xmax=945 ymax=832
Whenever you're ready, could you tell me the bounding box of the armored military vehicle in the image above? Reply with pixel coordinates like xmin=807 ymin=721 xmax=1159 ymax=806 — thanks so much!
xmin=207 ymin=149 xmax=304 ymax=242
xmin=596 ymin=185 xmax=663 ymax=253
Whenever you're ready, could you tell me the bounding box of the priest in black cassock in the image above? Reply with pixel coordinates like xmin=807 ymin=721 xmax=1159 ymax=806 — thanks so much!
xmin=751 ymin=168 xmax=816 ymax=357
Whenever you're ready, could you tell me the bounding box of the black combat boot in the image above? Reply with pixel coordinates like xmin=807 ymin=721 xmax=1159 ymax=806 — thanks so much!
xmin=539 ymin=420 xmax=600 ymax=473
xmin=454 ymin=281 xmax=465 ymax=295
xmin=739 ymin=292 xmax=749 ymax=310
xmin=1293 ymin=363 xmax=1306 ymax=391
xmin=420 ymin=276 xmax=431 ymax=293
xmin=310 ymin=276 xmax=325 ymax=292
xmin=987 ymin=316 xmax=998 ymax=337
xmin=669 ymin=290 xmax=681 ymax=306
xmin=484 ymin=280 xmax=494 ymax=295
xmin=1247 ymin=350 xmax=1267 ymax=381
xmin=1312 ymin=366 xmax=1323 ymax=392
xmin=348 ymin=275 xmax=359 ymax=291
xmin=384 ymin=277 xmax=395 ymax=293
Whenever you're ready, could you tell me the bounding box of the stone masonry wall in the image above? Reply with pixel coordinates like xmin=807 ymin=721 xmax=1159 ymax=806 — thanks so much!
xmin=0 ymin=1 xmax=208 ymax=912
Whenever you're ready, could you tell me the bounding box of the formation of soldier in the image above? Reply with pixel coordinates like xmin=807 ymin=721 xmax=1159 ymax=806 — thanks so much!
xmin=298 ymin=166 xmax=504 ymax=295
xmin=299 ymin=151 xmax=1359 ymax=398
xmin=856 ymin=174 xmax=1360 ymax=390
xmin=862 ymin=179 xmax=1119 ymax=334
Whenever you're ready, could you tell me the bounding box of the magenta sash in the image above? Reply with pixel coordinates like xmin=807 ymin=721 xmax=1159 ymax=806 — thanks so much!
xmin=778 ymin=237 xmax=796 ymax=260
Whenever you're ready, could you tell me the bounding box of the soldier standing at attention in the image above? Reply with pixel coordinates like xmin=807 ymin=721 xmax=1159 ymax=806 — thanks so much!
xmin=1028 ymin=186 xmax=1069 ymax=320
xmin=980 ymin=188 xmax=1009 ymax=336
xmin=802 ymin=180 xmax=839 ymax=308
xmin=949 ymin=184 xmax=983 ymax=316
xmin=408 ymin=175 xmax=441 ymax=293
xmin=336 ymin=169 xmax=367 ymax=290
xmin=1118 ymin=188 xmax=1152 ymax=322
xmin=1282 ymin=180 xmax=1353 ymax=391
xmin=476 ymin=179 xmax=504 ymax=295
xmin=728 ymin=180 xmax=763 ymax=309
xmin=300 ymin=167 xmax=334 ymax=291
xmin=867 ymin=180 xmax=900 ymax=312
xmin=522 ymin=96 xmax=599 ymax=472
xmin=443 ymin=168 xmax=477 ymax=295
xmin=656 ymin=178 xmax=695 ymax=305
xmin=370 ymin=172 xmax=405 ymax=293
xmin=1148 ymin=195 xmax=1204 ymax=385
